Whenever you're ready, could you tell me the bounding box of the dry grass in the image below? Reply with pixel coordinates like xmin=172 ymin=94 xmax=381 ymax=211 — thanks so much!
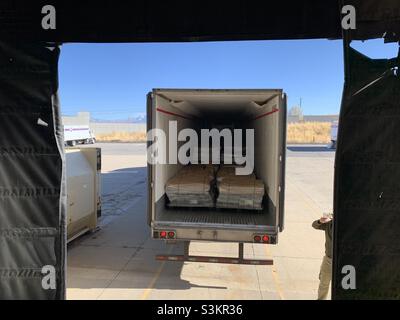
xmin=287 ymin=122 xmax=331 ymax=144
xmin=96 ymin=122 xmax=331 ymax=144
xmin=96 ymin=131 xmax=147 ymax=143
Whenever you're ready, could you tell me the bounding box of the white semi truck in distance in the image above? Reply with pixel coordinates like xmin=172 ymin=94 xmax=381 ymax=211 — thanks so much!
xmin=64 ymin=125 xmax=96 ymax=146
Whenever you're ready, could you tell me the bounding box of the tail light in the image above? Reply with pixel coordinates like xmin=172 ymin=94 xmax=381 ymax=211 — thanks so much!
xmin=254 ymin=234 xmax=271 ymax=243
xmin=160 ymin=231 xmax=167 ymax=238
xmin=168 ymin=231 xmax=175 ymax=239
xmin=156 ymin=230 xmax=176 ymax=239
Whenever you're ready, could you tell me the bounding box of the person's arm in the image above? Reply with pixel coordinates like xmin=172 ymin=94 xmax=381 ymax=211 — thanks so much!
xmin=312 ymin=219 xmax=328 ymax=230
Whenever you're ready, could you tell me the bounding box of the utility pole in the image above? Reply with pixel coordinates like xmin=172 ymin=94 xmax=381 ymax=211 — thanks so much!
xmin=299 ymin=98 xmax=303 ymax=121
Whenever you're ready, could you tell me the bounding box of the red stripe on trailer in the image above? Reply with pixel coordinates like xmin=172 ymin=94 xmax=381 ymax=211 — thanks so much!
xmin=156 ymin=254 xmax=273 ymax=265
xmin=156 ymin=107 xmax=193 ymax=120
xmin=253 ymin=108 xmax=279 ymax=120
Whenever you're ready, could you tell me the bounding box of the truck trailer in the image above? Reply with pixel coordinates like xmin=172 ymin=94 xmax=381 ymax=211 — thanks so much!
xmin=64 ymin=125 xmax=96 ymax=146
xmin=66 ymin=147 xmax=102 ymax=242
xmin=147 ymin=89 xmax=286 ymax=264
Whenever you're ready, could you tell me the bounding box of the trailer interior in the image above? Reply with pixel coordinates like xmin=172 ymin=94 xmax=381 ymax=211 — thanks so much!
xmin=151 ymin=89 xmax=286 ymax=233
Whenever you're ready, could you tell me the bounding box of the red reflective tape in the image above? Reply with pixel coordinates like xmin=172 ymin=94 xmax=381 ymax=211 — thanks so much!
xmin=156 ymin=107 xmax=193 ymax=120
xmin=254 ymin=108 xmax=279 ymax=120
xmin=155 ymin=256 xmax=167 ymax=261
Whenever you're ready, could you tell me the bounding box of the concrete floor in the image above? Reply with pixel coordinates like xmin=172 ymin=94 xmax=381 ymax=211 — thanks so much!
xmin=67 ymin=143 xmax=335 ymax=300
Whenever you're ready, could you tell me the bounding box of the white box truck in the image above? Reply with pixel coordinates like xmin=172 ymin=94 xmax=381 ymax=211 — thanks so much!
xmin=147 ymin=89 xmax=286 ymax=265
xmin=64 ymin=125 xmax=96 ymax=146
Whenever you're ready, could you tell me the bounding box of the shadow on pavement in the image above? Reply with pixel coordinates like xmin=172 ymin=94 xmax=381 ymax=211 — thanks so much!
xmin=67 ymin=166 xmax=227 ymax=293
xmin=287 ymin=145 xmax=335 ymax=153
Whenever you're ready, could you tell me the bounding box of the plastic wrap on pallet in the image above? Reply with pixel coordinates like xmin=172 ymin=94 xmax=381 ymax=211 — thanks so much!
xmin=216 ymin=165 xmax=256 ymax=182
xmin=216 ymin=173 xmax=264 ymax=211
xmin=165 ymin=165 xmax=215 ymax=208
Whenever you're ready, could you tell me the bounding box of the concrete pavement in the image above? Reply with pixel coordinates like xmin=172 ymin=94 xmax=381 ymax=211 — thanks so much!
xmin=67 ymin=143 xmax=335 ymax=300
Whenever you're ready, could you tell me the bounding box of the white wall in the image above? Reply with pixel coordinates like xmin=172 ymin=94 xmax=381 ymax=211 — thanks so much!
xmin=62 ymin=112 xmax=90 ymax=126
xmin=89 ymin=122 xmax=146 ymax=135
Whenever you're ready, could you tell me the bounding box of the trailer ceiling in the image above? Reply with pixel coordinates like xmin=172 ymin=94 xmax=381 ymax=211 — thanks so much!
xmin=1 ymin=0 xmax=400 ymax=43
xmin=157 ymin=89 xmax=281 ymax=118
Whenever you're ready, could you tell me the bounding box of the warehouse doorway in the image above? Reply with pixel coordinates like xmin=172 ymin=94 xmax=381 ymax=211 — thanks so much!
xmin=57 ymin=40 xmax=346 ymax=300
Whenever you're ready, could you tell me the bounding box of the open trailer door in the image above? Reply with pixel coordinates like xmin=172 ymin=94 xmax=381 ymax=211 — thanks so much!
xmin=278 ymin=93 xmax=287 ymax=232
xmin=147 ymin=91 xmax=154 ymax=227
xmin=0 ymin=42 xmax=66 ymax=299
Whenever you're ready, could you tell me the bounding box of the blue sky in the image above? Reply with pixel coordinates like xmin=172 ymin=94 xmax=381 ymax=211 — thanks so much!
xmin=59 ymin=39 xmax=398 ymax=120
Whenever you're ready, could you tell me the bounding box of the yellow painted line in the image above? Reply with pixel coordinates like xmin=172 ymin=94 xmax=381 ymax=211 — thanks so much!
xmin=140 ymin=245 xmax=174 ymax=300
xmin=265 ymin=245 xmax=285 ymax=300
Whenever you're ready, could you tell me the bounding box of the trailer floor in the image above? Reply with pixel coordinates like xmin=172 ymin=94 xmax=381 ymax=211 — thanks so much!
xmin=67 ymin=143 xmax=334 ymax=300
xmin=156 ymin=207 xmax=275 ymax=227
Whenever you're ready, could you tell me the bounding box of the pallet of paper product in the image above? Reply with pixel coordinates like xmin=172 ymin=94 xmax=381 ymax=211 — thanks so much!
xmin=165 ymin=165 xmax=215 ymax=208
xmin=216 ymin=167 xmax=264 ymax=210
xmin=216 ymin=165 xmax=256 ymax=182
